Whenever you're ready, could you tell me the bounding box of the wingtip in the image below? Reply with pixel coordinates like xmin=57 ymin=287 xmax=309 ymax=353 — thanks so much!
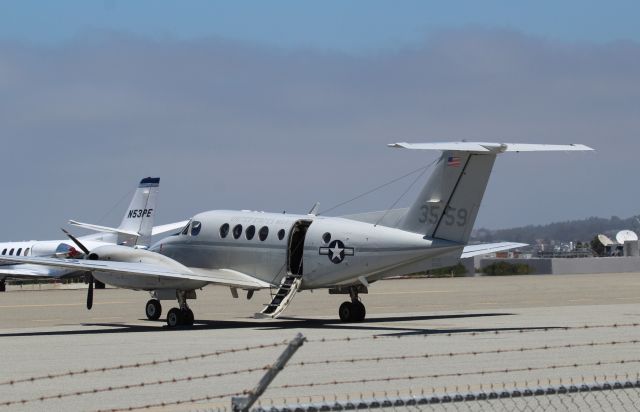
xmin=387 ymin=142 xmax=408 ymax=149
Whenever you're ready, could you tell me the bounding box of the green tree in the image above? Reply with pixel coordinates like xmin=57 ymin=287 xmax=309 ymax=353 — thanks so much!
xmin=482 ymin=262 xmax=532 ymax=276
xmin=427 ymin=263 xmax=467 ymax=277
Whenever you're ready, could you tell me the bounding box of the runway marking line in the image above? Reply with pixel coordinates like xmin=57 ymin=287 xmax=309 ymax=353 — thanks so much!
xmin=370 ymin=290 xmax=452 ymax=295
xmin=90 ymin=317 xmax=124 ymax=321
xmin=0 ymin=301 xmax=130 ymax=309
xmin=369 ymin=305 xmax=446 ymax=310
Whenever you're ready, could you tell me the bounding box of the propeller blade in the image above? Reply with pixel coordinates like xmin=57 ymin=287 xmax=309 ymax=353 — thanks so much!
xmin=86 ymin=273 xmax=94 ymax=310
xmin=61 ymin=228 xmax=91 ymax=255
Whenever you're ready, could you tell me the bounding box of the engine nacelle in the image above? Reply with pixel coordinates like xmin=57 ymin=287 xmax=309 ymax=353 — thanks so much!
xmin=31 ymin=241 xmax=82 ymax=258
xmin=55 ymin=243 xmax=83 ymax=259
xmin=87 ymin=245 xmax=202 ymax=291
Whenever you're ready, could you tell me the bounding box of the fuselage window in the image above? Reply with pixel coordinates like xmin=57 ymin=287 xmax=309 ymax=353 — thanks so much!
xmin=322 ymin=232 xmax=332 ymax=244
xmin=191 ymin=221 xmax=202 ymax=236
xmin=233 ymin=224 xmax=243 ymax=239
xmin=24 ymin=248 xmax=30 ymax=256
xmin=277 ymin=229 xmax=286 ymax=240
xmin=16 ymin=248 xmax=22 ymax=256
xmin=9 ymin=248 xmax=14 ymax=256
xmin=246 ymin=225 xmax=256 ymax=240
xmin=1 ymin=249 xmax=6 ymax=255
xmin=258 ymin=226 xmax=269 ymax=241
xmin=219 ymin=223 xmax=230 ymax=238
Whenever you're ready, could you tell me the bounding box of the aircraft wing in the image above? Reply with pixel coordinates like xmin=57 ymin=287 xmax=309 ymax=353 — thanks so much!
xmin=187 ymin=267 xmax=271 ymax=289
xmin=151 ymin=220 xmax=190 ymax=236
xmin=0 ymin=256 xmax=271 ymax=289
xmin=0 ymin=267 xmax=54 ymax=278
xmin=460 ymin=242 xmax=527 ymax=258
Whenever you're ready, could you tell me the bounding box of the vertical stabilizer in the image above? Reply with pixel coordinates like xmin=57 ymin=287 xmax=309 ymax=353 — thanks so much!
xmin=117 ymin=177 xmax=160 ymax=247
xmin=398 ymin=151 xmax=495 ymax=243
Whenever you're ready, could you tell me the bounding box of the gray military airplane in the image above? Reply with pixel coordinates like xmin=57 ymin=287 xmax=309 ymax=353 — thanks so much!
xmin=0 ymin=142 xmax=592 ymax=326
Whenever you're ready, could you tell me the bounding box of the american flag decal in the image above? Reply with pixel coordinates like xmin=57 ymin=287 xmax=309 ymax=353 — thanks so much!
xmin=447 ymin=156 xmax=461 ymax=167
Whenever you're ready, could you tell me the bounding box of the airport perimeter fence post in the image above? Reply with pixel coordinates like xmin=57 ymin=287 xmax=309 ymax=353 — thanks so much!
xmin=232 ymin=333 xmax=306 ymax=412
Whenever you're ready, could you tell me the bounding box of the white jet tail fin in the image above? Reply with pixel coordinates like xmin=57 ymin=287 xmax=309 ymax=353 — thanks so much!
xmin=117 ymin=177 xmax=160 ymax=247
xmin=389 ymin=142 xmax=593 ymax=243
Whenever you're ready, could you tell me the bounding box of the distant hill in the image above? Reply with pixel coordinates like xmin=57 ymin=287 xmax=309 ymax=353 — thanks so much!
xmin=472 ymin=215 xmax=640 ymax=244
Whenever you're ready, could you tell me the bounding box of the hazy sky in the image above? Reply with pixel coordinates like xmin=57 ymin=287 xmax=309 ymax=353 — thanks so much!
xmin=0 ymin=1 xmax=639 ymax=240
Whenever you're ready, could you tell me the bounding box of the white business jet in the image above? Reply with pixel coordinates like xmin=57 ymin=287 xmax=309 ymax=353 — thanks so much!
xmin=0 ymin=177 xmax=187 ymax=294
xmin=0 ymin=142 xmax=593 ymax=326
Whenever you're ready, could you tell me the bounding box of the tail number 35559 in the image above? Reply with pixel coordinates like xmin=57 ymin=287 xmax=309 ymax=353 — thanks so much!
xmin=419 ymin=205 xmax=468 ymax=226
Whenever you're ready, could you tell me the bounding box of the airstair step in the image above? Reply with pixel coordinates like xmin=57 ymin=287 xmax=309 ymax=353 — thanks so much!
xmin=256 ymin=271 xmax=304 ymax=319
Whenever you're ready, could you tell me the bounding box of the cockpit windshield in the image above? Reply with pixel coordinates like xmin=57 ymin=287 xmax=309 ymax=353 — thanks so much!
xmin=180 ymin=220 xmax=192 ymax=235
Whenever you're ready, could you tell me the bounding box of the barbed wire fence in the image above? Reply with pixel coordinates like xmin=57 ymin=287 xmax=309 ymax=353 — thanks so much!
xmin=1 ymin=322 xmax=640 ymax=411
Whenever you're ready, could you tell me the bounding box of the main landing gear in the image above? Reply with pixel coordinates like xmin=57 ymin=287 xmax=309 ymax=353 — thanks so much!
xmin=338 ymin=287 xmax=366 ymax=322
xmin=145 ymin=290 xmax=196 ymax=327
xmin=166 ymin=290 xmax=194 ymax=327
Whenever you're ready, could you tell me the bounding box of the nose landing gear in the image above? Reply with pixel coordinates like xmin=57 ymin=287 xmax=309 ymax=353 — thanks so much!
xmin=145 ymin=299 xmax=162 ymax=320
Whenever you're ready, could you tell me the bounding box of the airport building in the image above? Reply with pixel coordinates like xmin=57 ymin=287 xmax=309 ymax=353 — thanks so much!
xmin=469 ymin=230 xmax=640 ymax=276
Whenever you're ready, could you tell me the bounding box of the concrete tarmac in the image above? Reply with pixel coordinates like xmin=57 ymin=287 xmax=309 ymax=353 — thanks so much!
xmin=1 ymin=273 xmax=640 ymax=411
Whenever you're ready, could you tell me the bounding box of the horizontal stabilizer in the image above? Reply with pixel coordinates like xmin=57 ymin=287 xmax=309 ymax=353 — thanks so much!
xmin=69 ymin=220 xmax=140 ymax=237
xmin=388 ymin=142 xmax=594 ymax=153
xmin=70 ymin=219 xmax=190 ymax=237
xmin=461 ymin=242 xmax=528 ymax=258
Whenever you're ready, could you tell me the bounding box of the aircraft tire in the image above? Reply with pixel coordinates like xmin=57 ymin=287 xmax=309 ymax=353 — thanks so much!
xmin=339 ymin=301 xmax=355 ymax=322
xmin=145 ymin=299 xmax=162 ymax=320
xmin=353 ymin=301 xmax=366 ymax=321
xmin=166 ymin=308 xmax=183 ymax=327
xmin=182 ymin=308 xmax=194 ymax=326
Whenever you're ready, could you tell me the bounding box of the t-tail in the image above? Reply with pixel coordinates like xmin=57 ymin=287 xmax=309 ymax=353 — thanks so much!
xmin=389 ymin=142 xmax=593 ymax=244
xmin=69 ymin=177 xmax=160 ymax=247
xmin=116 ymin=177 xmax=159 ymax=247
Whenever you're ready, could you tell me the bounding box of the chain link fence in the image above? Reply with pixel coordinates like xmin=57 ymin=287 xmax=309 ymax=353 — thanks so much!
xmin=253 ymin=379 xmax=640 ymax=412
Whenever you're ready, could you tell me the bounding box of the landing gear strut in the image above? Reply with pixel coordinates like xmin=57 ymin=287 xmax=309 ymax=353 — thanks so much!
xmin=166 ymin=290 xmax=194 ymax=327
xmin=338 ymin=287 xmax=366 ymax=322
